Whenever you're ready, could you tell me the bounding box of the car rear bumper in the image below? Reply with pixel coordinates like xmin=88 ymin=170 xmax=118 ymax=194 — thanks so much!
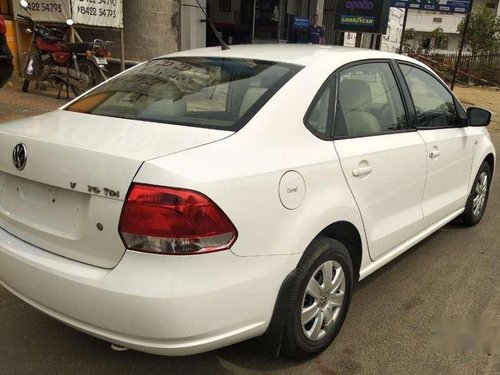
xmin=0 ymin=226 xmax=299 ymax=356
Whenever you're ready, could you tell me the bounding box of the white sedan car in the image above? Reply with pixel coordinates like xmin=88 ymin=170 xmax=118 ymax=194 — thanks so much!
xmin=0 ymin=45 xmax=495 ymax=359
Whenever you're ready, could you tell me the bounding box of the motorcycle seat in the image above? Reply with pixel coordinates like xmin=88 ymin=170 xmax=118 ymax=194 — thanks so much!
xmin=63 ymin=42 xmax=94 ymax=53
xmin=41 ymin=34 xmax=65 ymax=44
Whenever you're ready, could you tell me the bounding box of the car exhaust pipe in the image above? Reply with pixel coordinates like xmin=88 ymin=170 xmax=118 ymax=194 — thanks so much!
xmin=110 ymin=343 xmax=129 ymax=352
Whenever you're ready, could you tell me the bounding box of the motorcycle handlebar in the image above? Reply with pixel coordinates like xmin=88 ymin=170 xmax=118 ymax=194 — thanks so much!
xmin=17 ymin=14 xmax=32 ymax=21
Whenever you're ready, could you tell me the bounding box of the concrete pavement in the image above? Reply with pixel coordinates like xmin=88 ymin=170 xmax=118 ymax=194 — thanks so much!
xmin=0 ymin=84 xmax=70 ymax=122
xmin=0 ymin=87 xmax=499 ymax=374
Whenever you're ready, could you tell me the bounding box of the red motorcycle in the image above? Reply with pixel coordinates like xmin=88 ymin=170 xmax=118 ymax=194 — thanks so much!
xmin=19 ymin=2 xmax=110 ymax=97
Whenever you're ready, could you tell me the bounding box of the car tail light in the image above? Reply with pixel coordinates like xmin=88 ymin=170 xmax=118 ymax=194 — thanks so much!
xmin=119 ymin=184 xmax=237 ymax=255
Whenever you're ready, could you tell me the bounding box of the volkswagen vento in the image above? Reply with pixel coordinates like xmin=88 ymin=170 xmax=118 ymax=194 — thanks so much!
xmin=0 ymin=45 xmax=495 ymax=359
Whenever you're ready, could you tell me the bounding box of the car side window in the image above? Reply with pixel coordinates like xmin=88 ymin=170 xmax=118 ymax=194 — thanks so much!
xmin=305 ymin=82 xmax=334 ymax=139
xmin=399 ymin=64 xmax=459 ymax=128
xmin=334 ymin=62 xmax=409 ymax=138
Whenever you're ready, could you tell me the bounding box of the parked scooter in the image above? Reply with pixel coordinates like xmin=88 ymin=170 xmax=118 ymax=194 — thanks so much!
xmin=18 ymin=0 xmax=110 ymax=97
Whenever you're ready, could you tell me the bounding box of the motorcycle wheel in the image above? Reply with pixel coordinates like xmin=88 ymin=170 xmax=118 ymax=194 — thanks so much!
xmin=22 ymin=79 xmax=30 ymax=92
xmin=71 ymin=58 xmax=105 ymax=98
xmin=70 ymin=85 xmax=83 ymax=98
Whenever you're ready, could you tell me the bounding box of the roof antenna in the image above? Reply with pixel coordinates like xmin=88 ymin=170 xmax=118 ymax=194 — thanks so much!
xmin=194 ymin=0 xmax=230 ymax=50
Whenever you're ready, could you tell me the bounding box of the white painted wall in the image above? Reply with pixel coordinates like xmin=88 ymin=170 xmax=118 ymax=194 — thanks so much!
xmin=408 ymin=32 xmax=462 ymax=54
xmin=181 ymin=0 xmax=207 ymax=51
xmin=381 ymin=8 xmax=405 ymax=53
xmin=406 ymin=10 xmax=465 ymax=34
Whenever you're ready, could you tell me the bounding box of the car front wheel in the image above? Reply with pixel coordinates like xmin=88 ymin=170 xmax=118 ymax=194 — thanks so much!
xmin=460 ymin=161 xmax=492 ymax=226
xmin=282 ymin=237 xmax=353 ymax=359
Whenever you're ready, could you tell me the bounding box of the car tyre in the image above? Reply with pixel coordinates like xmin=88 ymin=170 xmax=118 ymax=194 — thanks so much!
xmin=71 ymin=58 xmax=105 ymax=97
xmin=282 ymin=237 xmax=353 ymax=360
xmin=460 ymin=161 xmax=491 ymax=226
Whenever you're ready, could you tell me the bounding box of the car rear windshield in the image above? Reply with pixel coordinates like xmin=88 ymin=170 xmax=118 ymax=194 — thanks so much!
xmin=65 ymin=57 xmax=302 ymax=131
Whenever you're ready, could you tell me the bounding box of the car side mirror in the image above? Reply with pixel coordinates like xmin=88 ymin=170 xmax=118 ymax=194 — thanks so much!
xmin=467 ymin=107 xmax=492 ymax=127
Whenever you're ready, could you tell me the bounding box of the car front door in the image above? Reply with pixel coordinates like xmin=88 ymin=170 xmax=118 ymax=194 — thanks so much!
xmin=398 ymin=63 xmax=474 ymax=226
xmin=332 ymin=61 xmax=428 ymax=261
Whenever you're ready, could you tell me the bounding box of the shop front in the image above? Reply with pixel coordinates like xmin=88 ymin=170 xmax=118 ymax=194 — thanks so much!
xmin=206 ymin=0 xmax=323 ymax=46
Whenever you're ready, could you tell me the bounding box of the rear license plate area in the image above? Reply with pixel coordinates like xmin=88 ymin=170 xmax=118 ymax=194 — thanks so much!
xmin=0 ymin=173 xmax=89 ymax=239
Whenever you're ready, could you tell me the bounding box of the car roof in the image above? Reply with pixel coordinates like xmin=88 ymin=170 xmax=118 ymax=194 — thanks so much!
xmin=167 ymin=44 xmax=417 ymax=68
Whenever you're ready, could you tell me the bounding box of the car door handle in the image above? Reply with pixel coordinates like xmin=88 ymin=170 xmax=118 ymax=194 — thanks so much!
xmin=352 ymin=166 xmax=373 ymax=177
xmin=429 ymin=150 xmax=440 ymax=158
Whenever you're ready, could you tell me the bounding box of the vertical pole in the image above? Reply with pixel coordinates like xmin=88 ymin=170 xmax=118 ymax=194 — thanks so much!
xmin=178 ymin=0 xmax=182 ymax=51
xmin=252 ymin=0 xmax=256 ymax=43
xmin=120 ymin=28 xmax=125 ymax=72
xmin=399 ymin=8 xmax=408 ymax=54
xmin=451 ymin=0 xmax=474 ymax=90
xmin=355 ymin=32 xmax=362 ymax=47
xmin=375 ymin=34 xmax=381 ymax=50
xmin=14 ymin=20 xmax=24 ymax=73
xmin=277 ymin=0 xmax=283 ymax=43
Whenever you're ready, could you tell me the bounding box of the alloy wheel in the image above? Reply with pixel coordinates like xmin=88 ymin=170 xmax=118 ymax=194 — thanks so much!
xmin=301 ymin=260 xmax=346 ymax=341
xmin=473 ymin=172 xmax=488 ymax=217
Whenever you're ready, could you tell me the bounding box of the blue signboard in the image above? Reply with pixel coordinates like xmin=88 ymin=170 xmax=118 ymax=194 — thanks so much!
xmin=390 ymin=0 xmax=471 ymax=13
xmin=292 ymin=16 xmax=310 ymax=29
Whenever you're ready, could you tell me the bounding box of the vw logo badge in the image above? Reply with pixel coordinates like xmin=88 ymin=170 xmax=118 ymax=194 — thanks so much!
xmin=12 ymin=143 xmax=28 ymax=171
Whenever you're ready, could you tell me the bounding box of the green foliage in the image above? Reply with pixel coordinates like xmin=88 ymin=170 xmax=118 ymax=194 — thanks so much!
xmin=457 ymin=7 xmax=500 ymax=55
xmin=431 ymin=27 xmax=449 ymax=50
xmin=403 ymin=28 xmax=417 ymax=41
xmin=402 ymin=28 xmax=417 ymax=53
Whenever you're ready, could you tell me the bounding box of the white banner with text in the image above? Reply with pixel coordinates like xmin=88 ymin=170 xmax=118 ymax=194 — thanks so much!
xmin=72 ymin=0 xmax=123 ymax=28
xmin=13 ymin=0 xmax=71 ymax=23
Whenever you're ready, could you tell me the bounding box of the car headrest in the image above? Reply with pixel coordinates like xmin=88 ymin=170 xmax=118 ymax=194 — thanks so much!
xmin=339 ymin=79 xmax=372 ymax=113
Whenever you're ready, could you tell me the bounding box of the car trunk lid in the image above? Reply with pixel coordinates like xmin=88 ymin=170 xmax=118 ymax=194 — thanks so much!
xmin=0 ymin=110 xmax=232 ymax=268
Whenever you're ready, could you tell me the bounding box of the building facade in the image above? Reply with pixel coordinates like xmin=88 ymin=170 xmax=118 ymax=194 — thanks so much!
xmin=405 ymin=0 xmax=500 ymax=54
xmin=2 ymin=0 xmax=327 ymax=70
xmin=7 ymin=0 xmax=492 ymax=74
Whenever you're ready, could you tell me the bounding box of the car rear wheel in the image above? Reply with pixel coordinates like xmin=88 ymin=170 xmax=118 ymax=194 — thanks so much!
xmin=71 ymin=59 xmax=105 ymax=97
xmin=282 ymin=237 xmax=353 ymax=359
xmin=460 ymin=161 xmax=491 ymax=226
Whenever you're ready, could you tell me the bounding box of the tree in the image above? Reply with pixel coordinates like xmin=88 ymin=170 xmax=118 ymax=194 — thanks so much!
xmin=402 ymin=28 xmax=417 ymax=53
xmin=457 ymin=7 xmax=500 ymax=55
xmin=430 ymin=27 xmax=449 ymax=50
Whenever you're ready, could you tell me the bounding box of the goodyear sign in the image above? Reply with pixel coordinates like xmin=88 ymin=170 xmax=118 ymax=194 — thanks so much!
xmin=390 ymin=0 xmax=471 ymax=14
xmin=334 ymin=0 xmax=391 ymax=33
xmin=340 ymin=15 xmax=376 ymax=26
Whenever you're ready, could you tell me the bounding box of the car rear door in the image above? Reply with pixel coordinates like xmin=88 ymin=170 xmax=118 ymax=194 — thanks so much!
xmin=332 ymin=61 xmax=427 ymax=261
xmin=397 ymin=63 xmax=474 ymax=227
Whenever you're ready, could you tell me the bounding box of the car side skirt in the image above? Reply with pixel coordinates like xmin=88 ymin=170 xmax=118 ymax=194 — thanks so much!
xmin=359 ymin=207 xmax=464 ymax=280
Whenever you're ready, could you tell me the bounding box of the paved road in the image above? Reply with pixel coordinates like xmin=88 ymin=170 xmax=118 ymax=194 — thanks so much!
xmin=0 ymin=84 xmax=70 ymax=122
xmin=0 ymin=87 xmax=499 ymax=374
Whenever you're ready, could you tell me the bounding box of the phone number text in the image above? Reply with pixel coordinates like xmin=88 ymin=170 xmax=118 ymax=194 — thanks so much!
xmin=27 ymin=2 xmax=63 ymax=12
